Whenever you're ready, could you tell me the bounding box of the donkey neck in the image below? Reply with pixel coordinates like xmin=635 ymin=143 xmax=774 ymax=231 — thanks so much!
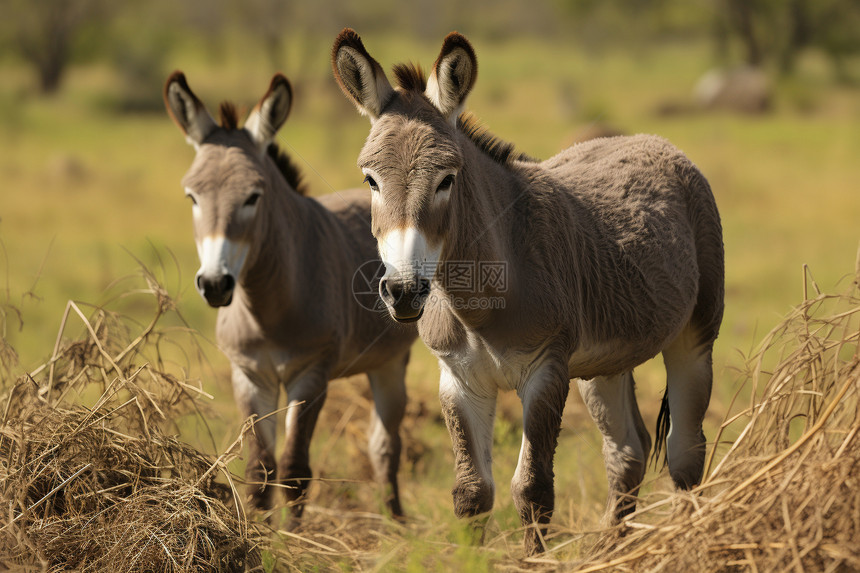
xmin=447 ymin=136 xmax=521 ymax=269
xmin=234 ymin=167 xmax=312 ymax=325
xmin=424 ymin=137 xmax=525 ymax=342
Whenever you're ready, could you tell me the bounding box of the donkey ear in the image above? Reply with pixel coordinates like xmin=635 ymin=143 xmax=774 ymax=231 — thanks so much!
xmin=425 ymin=33 xmax=478 ymax=124
xmin=331 ymin=28 xmax=394 ymax=122
xmin=164 ymin=71 xmax=216 ymax=148
xmin=245 ymin=73 xmax=293 ymax=152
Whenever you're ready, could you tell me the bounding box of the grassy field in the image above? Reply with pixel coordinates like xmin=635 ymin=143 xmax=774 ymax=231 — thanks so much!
xmin=1 ymin=31 xmax=859 ymax=569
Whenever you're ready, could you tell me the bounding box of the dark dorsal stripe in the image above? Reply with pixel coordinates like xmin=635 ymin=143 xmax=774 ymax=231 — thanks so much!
xmin=457 ymin=113 xmax=535 ymax=165
xmin=218 ymin=100 xmax=307 ymax=196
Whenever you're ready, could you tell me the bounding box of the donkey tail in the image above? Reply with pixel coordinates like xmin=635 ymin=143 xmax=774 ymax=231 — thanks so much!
xmin=651 ymin=387 xmax=670 ymax=468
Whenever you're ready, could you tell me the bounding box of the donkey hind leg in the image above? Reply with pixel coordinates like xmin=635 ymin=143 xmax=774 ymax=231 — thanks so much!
xmin=512 ymin=361 xmax=571 ymax=555
xmin=661 ymin=326 xmax=714 ymax=490
xmin=439 ymin=366 xmax=497 ymax=540
xmin=577 ymin=372 xmax=651 ymax=525
xmin=366 ymin=350 xmax=409 ymax=518
xmin=278 ymin=373 xmax=328 ymax=522
xmin=232 ymin=365 xmax=279 ymax=512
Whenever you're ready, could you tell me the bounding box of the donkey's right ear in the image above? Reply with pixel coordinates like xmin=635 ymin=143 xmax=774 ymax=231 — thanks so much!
xmin=331 ymin=28 xmax=394 ymax=122
xmin=425 ymin=33 xmax=478 ymax=124
xmin=164 ymin=71 xmax=216 ymax=149
xmin=245 ymin=73 xmax=292 ymax=153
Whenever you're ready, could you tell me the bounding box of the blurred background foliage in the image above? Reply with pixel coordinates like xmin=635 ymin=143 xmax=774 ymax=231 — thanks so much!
xmin=2 ymin=0 xmax=859 ymax=100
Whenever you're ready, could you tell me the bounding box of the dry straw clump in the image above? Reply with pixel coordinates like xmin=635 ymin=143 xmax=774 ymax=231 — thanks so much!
xmin=0 ymin=264 xmax=264 ymax=572
xmin=555 ymin=262 xmax=860 ymax=572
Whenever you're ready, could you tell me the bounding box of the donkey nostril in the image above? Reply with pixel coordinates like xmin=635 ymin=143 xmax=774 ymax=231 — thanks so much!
xmin=380 ymin=278 xmax=405 ymax=303
xmin=379 ymin=278 xmax=393 ymax=303
xmin=388 ymin=282 xmax=404 ymax=301
xmin=417 ymin=278 xmax=431 ymax=298
xmin=220 ymin=274 xmax=235 ymax=293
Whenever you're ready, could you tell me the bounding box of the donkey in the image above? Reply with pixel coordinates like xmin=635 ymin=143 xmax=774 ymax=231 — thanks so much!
xmin=164 ymin=71 xmax=417 ymax=520
xmin=332 ymin=30 xmax=724 ymax=554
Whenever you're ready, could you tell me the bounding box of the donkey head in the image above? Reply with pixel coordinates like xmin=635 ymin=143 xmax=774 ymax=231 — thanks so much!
xmin=332 ymin=29 xmax=477 ymax=322
xmin=164 ymin=72 xmax=292 ymax=307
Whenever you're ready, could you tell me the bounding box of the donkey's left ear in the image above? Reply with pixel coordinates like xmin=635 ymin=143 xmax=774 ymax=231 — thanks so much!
xmin=425 ymin=32 xmax=478 ymax=124
xmin=245 ymin=73 xmax=293 ymax=152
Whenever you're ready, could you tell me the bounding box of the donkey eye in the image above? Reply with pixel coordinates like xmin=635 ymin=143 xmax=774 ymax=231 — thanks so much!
xmin=363 ymin=174 xmax=379 ymax=192
xmin=437 ymin=174 xmax=455 ymax=193
xmin=244 ymin=193 xmax=261 ymax=207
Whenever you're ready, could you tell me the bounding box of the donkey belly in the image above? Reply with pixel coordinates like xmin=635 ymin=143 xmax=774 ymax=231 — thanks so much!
xmin=566 ymin=336 xmax=671 ymax=380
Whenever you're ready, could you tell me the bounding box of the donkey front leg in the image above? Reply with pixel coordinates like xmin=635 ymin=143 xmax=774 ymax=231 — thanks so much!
xmin=278 ymin=373 xmax=328 ymax=521
xmin=439 ymin=367 xmax=498 ymax=532
xmin=367 ymin=351 xmax=409 ymax=518
xmin=232 ymin=365 xmax=279 ymax=512
xmin=512 ymin=362 xmax=570 ymax=555
xmin=576 ymin=372 xmax=651 ymax=525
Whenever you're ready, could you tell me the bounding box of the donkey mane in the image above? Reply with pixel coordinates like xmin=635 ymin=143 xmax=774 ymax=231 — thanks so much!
xmin=218 ymin=100 xmax=307 ymax=196
xmin=266 ymin=144 xmax=307 ymax=195
xmin=456 ymin=113 xmax=535 ymax=165
xmin=219 ymin=101 xmax=241 ymax=130
xmin=392 ymin=62 xmax=427 ymax=92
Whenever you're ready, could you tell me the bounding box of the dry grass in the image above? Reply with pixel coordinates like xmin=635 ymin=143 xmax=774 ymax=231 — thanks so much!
xmin=0 ymin=264 xmax=265 ymax=572
xmin=538 ymin=258 xmax=860 ymax=572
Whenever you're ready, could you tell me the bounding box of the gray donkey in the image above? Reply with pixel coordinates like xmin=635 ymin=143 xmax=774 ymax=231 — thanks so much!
xmin=164 ymin=72 xmax=417 ymax=520
xmin=332 ymin=30 xmax=724 ymax=553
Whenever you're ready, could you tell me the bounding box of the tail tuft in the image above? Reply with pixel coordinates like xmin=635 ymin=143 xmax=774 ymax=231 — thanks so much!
xmin=651 ymin=388 xmax=670 ymax=468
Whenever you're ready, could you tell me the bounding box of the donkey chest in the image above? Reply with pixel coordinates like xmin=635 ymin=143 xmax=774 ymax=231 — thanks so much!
xmin=438 ymin=332 xmax=548 ymax=393
xmin=225 ymin=342 xmax=316 ymax=386
xmin=216 ymin=310 xmax=327 ymax=386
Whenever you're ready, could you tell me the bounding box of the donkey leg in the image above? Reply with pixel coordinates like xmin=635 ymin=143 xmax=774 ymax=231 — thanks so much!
xmin=232 ymin=365 xmax=279 ymax=511
xmin=366 ymin=351 xmax=409 ymax=518
xmin=439 ymin=366 xmax=498 ymax=532
xmin=512 ymin=362 xmax=570 ymax=555
xmin=662 ymin=327 xmax=714 ymax=489
xmin=278 ymin=374 xmax=328 ymax=521
xmin=577 ymin=372 xmax=651 ymax=525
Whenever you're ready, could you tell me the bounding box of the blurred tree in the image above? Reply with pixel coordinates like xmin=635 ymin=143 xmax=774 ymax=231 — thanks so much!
xmin=238 ymin=0 xmax=291 ymax=70
xmin=3 ymin=0 xmax=109 ymax=94
xmin=810 ymin=0 xmax=860 ymax=82
xmin=180 ymin=0 xmax=229 ymax=61
xmin=723 ymin=0 xmax=763 ymax=65
xmin=714 ymin=0 xmax=860 ymax=80
xmin=776 ymin=0 xmax=812 ymax=74
xmin=234 ymin=0 xmax=346 ymax=85
xmin=106 ymin=0 xmax=178 ymax=111
xmin=556 ymin=0 xmax=712 ymax=52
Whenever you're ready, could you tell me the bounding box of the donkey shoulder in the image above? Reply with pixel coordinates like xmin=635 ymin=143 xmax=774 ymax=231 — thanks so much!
xmin=312 ymin=188 xmax=374 ymax=243
xmin=315 ymin=187 xmax=372 ymax=218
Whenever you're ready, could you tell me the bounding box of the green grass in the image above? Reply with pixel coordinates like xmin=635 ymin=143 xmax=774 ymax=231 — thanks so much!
xmin=1 ymin=32 xmax=859 ymax=569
